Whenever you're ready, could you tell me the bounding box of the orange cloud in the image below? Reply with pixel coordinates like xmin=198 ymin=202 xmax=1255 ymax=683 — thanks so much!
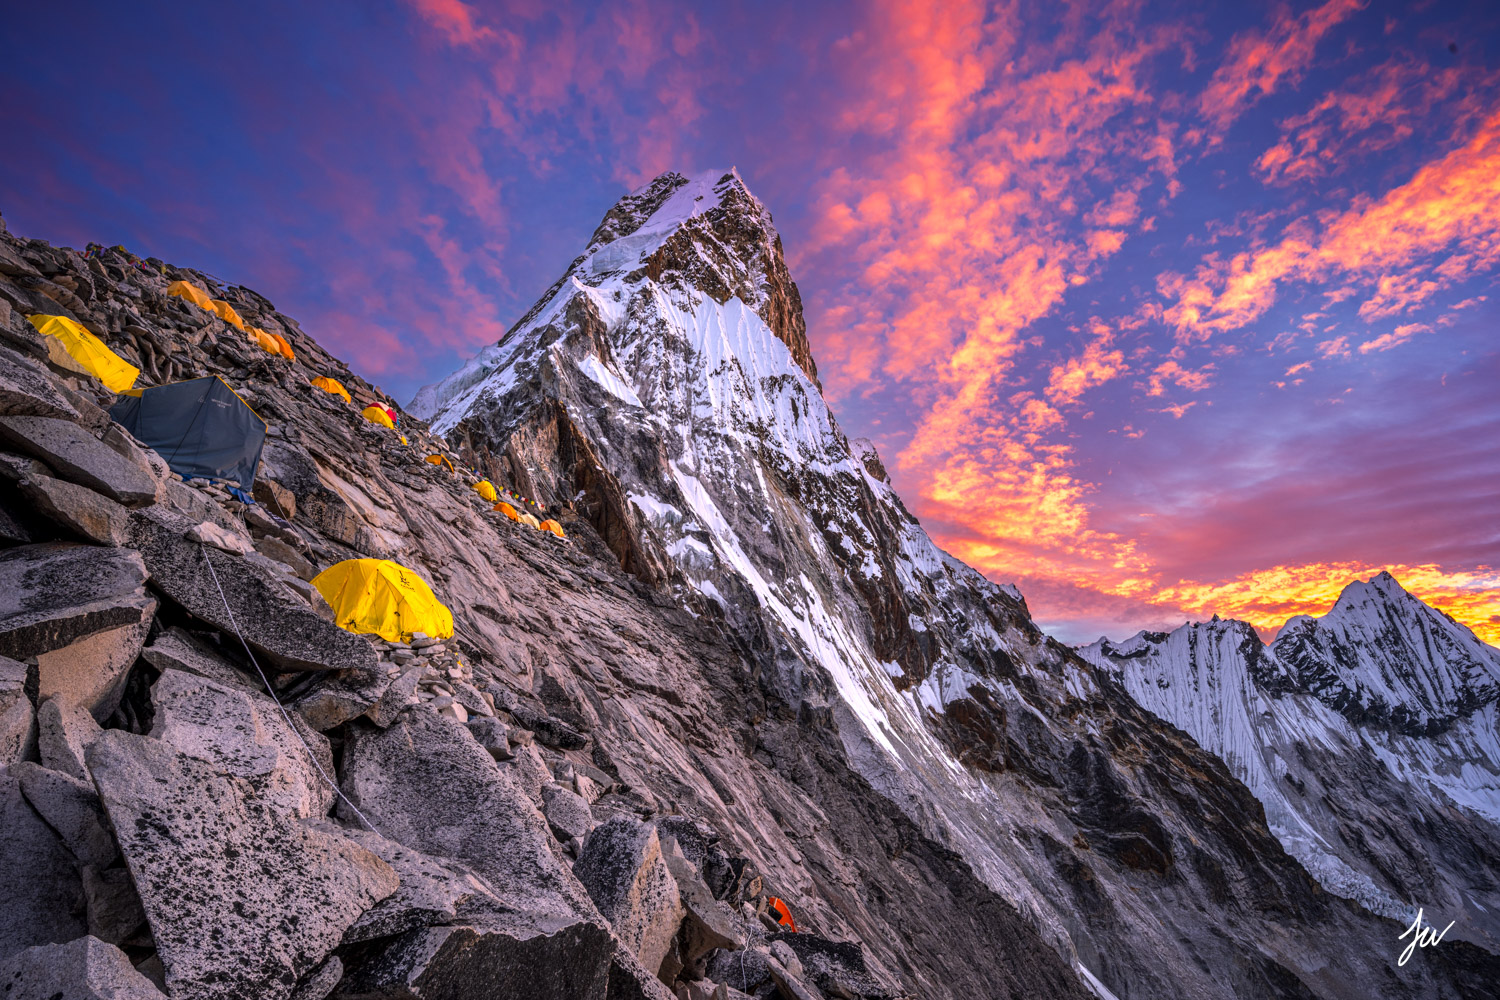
xmin=1148 ymin=562 xmax=1500 ymax=644
xmin=1045 ymin=330 xmax=1127 ymax=407
xmin=1165 ymin=107 xmax=1500 ymax=338
xmin=1196 ymin=0 xmax=1365 ymax=136
xmin=408 ymin=0 xmax=495 ymax=46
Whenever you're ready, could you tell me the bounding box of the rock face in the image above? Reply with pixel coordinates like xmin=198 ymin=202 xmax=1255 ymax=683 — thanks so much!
xmin=1078 ymin=577 xmax=1500 ymax=954
xmin=0 ymin=188 xmax=1497 ymax=1000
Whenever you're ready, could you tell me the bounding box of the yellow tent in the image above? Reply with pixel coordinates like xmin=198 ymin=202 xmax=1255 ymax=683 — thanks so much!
xmin=362 ymin=404 xmax=396 ymax=429
xmin=519 ymin=511 xmax=541 ymax=530
xmin=472 ymin=480 xmax=498 ymax=503
xmin=26 ymin=314 xmax=139 ymax=393
xmin=493 ymin=501 xmax=521 ymax=522
xmin=539 ymin=518 xmax=566 ymax=539
xmin=311 ymin=376 xmax=352 ymax=403
xmin=166 ymin=280 xmax=216 ymax=311
xmin=210 ymin=299 xmax=246 ymax=331
xmin=311 ymin=559 xmax=453 ymax=642
xmin=270 ymin=332 xmax=296 ymax=362
xmin=426 ymin=454 xmax=456 ymax=474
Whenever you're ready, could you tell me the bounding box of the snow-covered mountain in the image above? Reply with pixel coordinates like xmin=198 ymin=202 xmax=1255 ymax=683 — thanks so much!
xmin=413 ymin=169 xmax=1500 ymax=999
xmin=1079 ymin=576 xmax=1500 ymax=952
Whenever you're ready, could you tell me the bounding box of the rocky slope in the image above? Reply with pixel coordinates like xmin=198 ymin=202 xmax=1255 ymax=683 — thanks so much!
xmin=0 ymin=215 xmax=1097 ymax=998
xmin=1078 ymin=575 xmax=1500 ymax=954
xmin=410 ymin=168 xmax=1500 ymax=999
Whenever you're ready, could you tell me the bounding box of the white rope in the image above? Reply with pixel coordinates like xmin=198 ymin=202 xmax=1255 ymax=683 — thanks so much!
xmin=199 ymin=543 xmax=383 ymax=836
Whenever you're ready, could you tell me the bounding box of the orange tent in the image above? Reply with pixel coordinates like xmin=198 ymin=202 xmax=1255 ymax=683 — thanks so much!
xmin=270 ymin=332 xmax=296 ymax=361
xmin=426 ymin=454 xmax=456 ymax=474
xmin=539 ymin=519 xmax=566 ymax=539
xmin=166 ymin=280 xmax=216 ymax=311
xmin=493 ymin=501 xmax=521 ymax=522
xmin=768 ymin=897 xmax=797 ymax=932
xmin=210 ymin=299 xmax=246 ymax=331
xmin=250 ymin=328 xmax=281 ymax=355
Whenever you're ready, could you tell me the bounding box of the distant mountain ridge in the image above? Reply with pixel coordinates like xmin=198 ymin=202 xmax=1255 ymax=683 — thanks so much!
xmin=1080 ymin=573 xmax=1500 ymax=951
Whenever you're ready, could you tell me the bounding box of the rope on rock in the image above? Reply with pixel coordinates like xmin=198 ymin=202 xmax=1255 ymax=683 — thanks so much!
xmin=199 ymin=542 xmax=384 ymax=836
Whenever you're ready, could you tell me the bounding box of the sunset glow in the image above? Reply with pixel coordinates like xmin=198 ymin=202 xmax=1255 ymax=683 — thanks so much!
xmin=2 ymin=0 xmax=1495 ymax=643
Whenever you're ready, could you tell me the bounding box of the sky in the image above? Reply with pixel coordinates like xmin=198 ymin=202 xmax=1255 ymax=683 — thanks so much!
xmin=2 ymin=0 xmax=1497 ymax=645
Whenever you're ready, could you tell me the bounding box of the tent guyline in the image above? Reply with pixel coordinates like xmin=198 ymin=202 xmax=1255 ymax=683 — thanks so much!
xmin=200 ymin=544 xmax=384 ymax=837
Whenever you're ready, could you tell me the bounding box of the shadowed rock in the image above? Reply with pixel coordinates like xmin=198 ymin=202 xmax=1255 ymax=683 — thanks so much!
xmin=87 ymin=729 xmax=398 ymax=1000
xmin=335 ymin=826 xmax=493 ymax=945
xmin=16 ymin=472 xmax=131 ymax=546
xmin=37 ymin=697 xmax=103 ymax=782
xmin=0 ymin=543 xmax=152 ymax=665
xmin=0 ymin=769 xmax=89 ymax=960
xmin=575 ymin=816 xmax=683 ymax=976
xmin=334 ymin=920 xmax=613 ymax=1000
xmin=0 ymin=935 xmax=165 ymax=1000
xmin=0 ymin=654 xmax=33 ymax=766
xmin=0 ymin=343 xmax=79 ymax=420
xmin=543 ymin=782 xmax=595 ymax=843
xmin=13 ymin=761 xmax=117 ymax=868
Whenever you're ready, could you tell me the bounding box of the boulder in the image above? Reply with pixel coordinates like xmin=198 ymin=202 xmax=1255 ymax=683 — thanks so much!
xmin=705 ymin=947 xmax=772 ymax=996
xmin=130 ymin=513 xmax=378 ymax=673
xmin=290 ymin=956 xmax=343 ymax=1000
xmin=294 ymin=668 xmax=394 ymax=732
xmin=87 ymin=730 xmax=398 ymax=1000
xmin=511 ymin=702 xmax=589 ymax=750
xmin=663 ymin=853 xmax=743 ymax=967
xmin=0 ymin=543 xmax=152 ymax=661
xmin=542 ymin=782 xmax=596 ymax=843
xmin=0 ymin=415 xmax=159 ymax=506
xmin=0 ymin=769 xmax=89 ymax=960
xmin=764 ymin=953 xmax=824 ymax=1000
xmin=339 ymin=709 xmax=600 ymax=927
xmin=14 ymin=760 xmax=118 ymax=871
xmin=767 ymin=934 xmax=901 ymax=1000
xmin=150 ymin=668 xmax=336 ymax=819
xmin=37 ymin=696 xmax=103 ymax=782
xmin=465 ymin=715 xmax=513 ymax=761
xmin=0 ymin=654 xmax=33 ymax=766
xmin=607 ymin=946 xmax=679 ymax=1000
xmin=334 ymin=920 xmax=613 ymax=1000
xmin=0 ymin=342 xmax=79 ymax=420
xmin=574 ymin=816 xmax=683 ymax=977
xmin=34 ymin=612 xmax=154 ymax=723
xmin=336 ymin=827 xmax=494 ymax=945
xmin=366 ymin=664 xmax=422 ymax=728
xmin=0 ymin=935 xmax=165 ymax=1000
xmin=255 ymin=533 xmax=316 ymax=579
xmin=187 ymin=519 xmax=253 ymax=555
xmin=140 ymin=626 xmax=257 ymax=692
xmin=79 ymin=863 xmax=149 ymax=945
xmin=16 ymin=472 xmax=132 ymax=546
xmin=254 ymin=478 xmax=297 ymax=519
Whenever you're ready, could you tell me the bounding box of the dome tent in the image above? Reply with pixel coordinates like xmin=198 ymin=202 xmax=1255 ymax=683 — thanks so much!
xmin=110 ymin=375 xmax=266 ymax=488
xmin=311 ymin=559 xmax=453 ymax=643
xmin=311 ymin=376 xmax=352 ymax=403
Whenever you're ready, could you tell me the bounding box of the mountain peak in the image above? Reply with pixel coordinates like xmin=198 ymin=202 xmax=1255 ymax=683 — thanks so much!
xmin=1272 ymin=571 xmax=1500 ymax=735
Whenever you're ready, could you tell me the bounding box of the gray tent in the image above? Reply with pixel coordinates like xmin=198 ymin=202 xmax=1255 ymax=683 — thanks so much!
xmin=110 ymin=375 xmax=267 ymax=488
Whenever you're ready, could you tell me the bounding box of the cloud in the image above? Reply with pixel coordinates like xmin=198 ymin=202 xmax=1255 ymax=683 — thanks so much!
xmin=1358 ymin=321 xmax=1429 ymax=354
xmin=1196 ymin=0 xmax=1365 ymax=136
xmin=1164 ymin=107 xmax=1500 ymax=338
